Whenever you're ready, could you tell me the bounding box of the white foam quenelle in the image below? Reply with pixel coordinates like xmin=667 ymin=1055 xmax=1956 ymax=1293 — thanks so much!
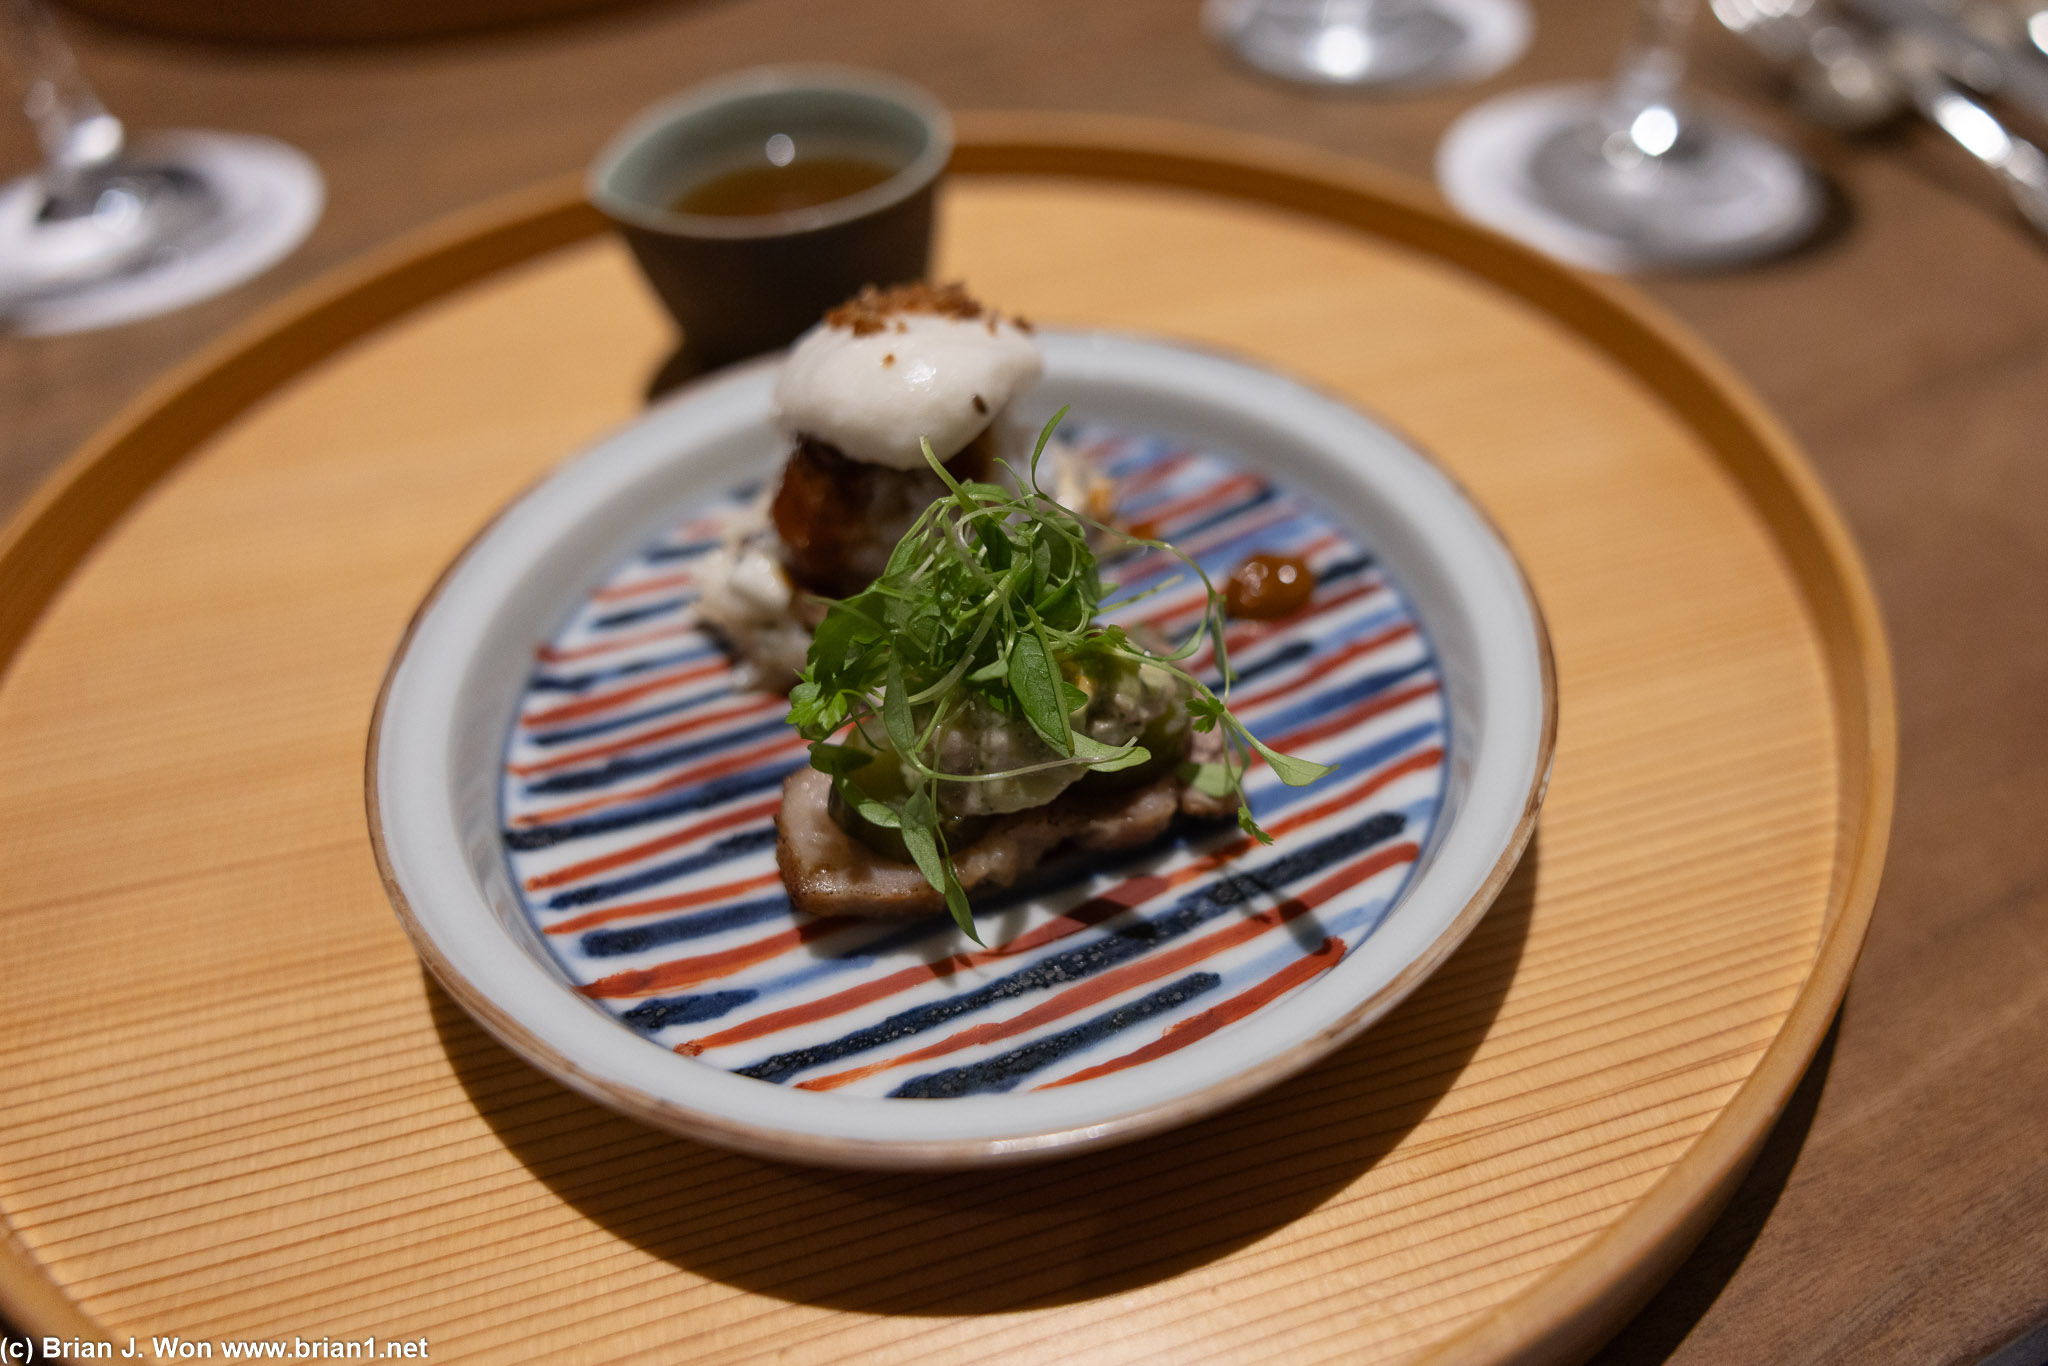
xmin=776 ymin=306 xmax=1042 ymax=468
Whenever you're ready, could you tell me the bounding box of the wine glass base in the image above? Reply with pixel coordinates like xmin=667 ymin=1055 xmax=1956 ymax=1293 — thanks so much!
xmin=1203 ymin=0 xmax=1531 ymax=92
xmin=1435 ymin=83 xmax=1823 ymax=272
xmin=0 ymin=131 xmax=323 ymax=337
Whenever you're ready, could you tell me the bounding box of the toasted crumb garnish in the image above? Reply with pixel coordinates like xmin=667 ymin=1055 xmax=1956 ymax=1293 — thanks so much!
xmin=826 ymin=281 xmax=1015 ymax=338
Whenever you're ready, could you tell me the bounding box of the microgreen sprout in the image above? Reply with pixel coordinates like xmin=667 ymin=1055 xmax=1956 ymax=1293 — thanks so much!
xmin=786 ymin=409 xmax=1334 ymax=940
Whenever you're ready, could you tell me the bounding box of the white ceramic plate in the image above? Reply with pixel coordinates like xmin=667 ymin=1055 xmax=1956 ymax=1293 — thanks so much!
xmin=368 ymin=331 xmax=1554 ymax=1168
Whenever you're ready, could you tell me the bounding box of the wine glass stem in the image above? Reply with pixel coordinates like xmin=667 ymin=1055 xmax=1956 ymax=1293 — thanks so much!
xmin=0 ymin=0 xmax=124 ymax=203
xmin=1604 ymin=0 xmax=1697 ymax=148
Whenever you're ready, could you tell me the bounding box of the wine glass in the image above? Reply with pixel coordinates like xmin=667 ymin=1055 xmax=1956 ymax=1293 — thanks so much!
xmin=1204 ymin=0 xmax=1533 ymax=91
xmin=1436 ymin=0 xmax=1823 ymax=271
xmin=0 ymin=0 xmax=322 ymax=335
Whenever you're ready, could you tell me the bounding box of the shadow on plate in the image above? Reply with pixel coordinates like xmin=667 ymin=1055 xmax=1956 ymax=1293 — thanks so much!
xmin=427 ymin=838 xmax=1540 ymax=1314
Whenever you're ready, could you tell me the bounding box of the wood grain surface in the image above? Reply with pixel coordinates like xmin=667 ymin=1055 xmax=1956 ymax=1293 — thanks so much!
xmin=0 ymin=143 xmax=1883 ymax=1363
xmin=0 ymin=2 xmax=2042 ymax=1363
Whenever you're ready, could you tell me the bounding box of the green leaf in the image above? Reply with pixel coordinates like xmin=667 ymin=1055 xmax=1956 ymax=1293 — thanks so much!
xmin=1237 ymin=803 xmax=1275 ymax=845
xmin=1007 ymin=608 xmax=1071 ymax=752
xmin=922 ymin=437 xmax=981 ymax=518
xmin=899 ymin=816 xmax=980 ymax=943
xmin=897 ymin=815 xmax=944 ymax=884
xmin=938 ymin=864 xmax=975 ymax=940
xmin=977 ymin=519 xmax=1014 ymax=571
xmin=806 ymin=742 xmax=872 ymax=778
xmin=1184 ymin=760 xmax=1235 ymax=798
xmin=831 ymin=773 xmax=903 ymax=830
xmin=1241 ymin=727 xmax=1336 ymax=787
xmin=785 ymin=679 xmax=822 ymax=730
xmin=1072 ymin=733 xmax=1150 ymax=773
xmin=806 ymin=608 xmax=858 ymax=673
xmin=883 ymin=655 xmax=918 ymax=757
xmin=882 ymin=528 xmax=924 ymax=581
xmin=1027 ymin=405 xmax=1071 ymax=493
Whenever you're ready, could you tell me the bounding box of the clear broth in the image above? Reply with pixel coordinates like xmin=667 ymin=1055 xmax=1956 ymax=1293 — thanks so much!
xmin=671 ymin=156 xmax=898 ymax=217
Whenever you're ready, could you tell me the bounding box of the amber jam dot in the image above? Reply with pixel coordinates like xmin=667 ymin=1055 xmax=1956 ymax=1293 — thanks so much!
xmin=1225 ymin=553 xmax=1317 ymax=620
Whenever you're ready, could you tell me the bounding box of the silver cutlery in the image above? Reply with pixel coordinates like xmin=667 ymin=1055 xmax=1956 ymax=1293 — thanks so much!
xmin=1716 ymin=0 xmax=2048 ymax=234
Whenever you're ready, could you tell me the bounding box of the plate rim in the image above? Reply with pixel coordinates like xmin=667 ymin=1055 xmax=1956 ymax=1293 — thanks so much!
xmin=365 ymin=327 xmax=1558 ymax=1168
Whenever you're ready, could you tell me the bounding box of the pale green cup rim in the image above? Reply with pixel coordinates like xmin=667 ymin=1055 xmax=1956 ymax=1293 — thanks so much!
xmin=587 ymin=64 xmax=953 ymax=242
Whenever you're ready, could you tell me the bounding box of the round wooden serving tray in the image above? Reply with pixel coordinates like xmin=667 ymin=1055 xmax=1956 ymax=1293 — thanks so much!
xmin=0 ymin=114 xmax=1892 ymax=1365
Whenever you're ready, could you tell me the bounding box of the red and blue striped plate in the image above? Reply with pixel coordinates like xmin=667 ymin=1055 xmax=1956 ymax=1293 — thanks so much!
xmin=369 ymin=332 xmax=1554 ymax=1167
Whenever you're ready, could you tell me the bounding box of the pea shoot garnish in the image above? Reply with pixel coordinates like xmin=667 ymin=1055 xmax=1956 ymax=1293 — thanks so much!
xmin=785 ymin=410 xmax=1333 ymax=940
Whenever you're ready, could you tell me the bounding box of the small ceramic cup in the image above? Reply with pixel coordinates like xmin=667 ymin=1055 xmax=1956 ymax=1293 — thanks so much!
xmin=589 ymin=66 xmax=952 ymax=374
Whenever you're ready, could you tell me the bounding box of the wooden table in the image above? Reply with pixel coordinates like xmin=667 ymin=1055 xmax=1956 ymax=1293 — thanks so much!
xmin=1 ymin=2 xmax=2041 ymax=1362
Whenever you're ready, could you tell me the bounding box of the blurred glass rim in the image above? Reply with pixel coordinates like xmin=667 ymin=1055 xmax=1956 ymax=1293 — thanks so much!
xmin=587 ymin=65 xmax=954 ymax=241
